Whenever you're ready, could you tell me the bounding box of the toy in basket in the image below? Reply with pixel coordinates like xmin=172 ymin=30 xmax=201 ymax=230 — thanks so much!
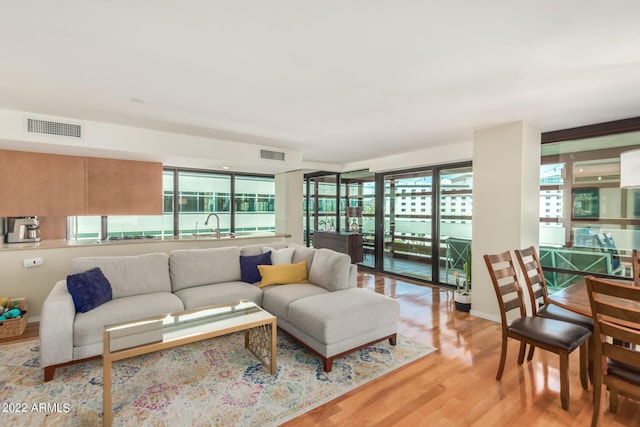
xmin=0 ymin=297 xmax=28 ymax=338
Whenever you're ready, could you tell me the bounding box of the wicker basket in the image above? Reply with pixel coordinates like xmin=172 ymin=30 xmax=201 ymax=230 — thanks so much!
xmin=0 ymin=298 xmax=28 ymax=339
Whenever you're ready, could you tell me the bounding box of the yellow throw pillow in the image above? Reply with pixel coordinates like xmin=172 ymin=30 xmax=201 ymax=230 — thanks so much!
xmin=258 ymin=261 xmax=308 ymax=288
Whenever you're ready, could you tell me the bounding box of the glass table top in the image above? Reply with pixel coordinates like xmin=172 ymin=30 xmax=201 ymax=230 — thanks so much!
xmin=104 ymin=300 xmax=272 ymax=352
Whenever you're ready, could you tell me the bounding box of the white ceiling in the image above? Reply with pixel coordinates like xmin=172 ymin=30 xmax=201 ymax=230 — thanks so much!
xmin=1 ymin=1 xmax=639 ymax=169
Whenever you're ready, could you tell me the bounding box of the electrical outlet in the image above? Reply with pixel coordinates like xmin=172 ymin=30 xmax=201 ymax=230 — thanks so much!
xmin=23 ymin=257 xmax=44 ymax=268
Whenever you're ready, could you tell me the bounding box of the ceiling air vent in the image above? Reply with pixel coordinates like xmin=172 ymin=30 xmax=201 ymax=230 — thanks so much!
xmin=260 ymin=149 xmax=285 ymax=161
xmin=26 ymin=118 xmax=82 ymax=139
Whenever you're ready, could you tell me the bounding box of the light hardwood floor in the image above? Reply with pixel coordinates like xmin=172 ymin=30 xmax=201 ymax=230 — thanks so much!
xmin=2 ymin=271 xmax=638 ymax=426
xmin=283 ymin=271 xmax=640 ymax=427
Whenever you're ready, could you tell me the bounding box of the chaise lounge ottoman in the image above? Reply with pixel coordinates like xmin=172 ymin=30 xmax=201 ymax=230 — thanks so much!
xmin=280 ymin=287 xmax=400 ymax=371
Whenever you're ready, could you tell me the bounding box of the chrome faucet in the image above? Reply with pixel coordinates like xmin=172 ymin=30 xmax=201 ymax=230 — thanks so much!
xmin=204 ymin=213 xmax=221 ymax=239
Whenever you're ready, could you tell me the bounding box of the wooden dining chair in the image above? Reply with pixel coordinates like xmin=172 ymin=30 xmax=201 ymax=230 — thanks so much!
xmin=632 ymin=249 xmax=640 ymax=285
xmin=585 ymin=275 xmax=640 ymax=427
xmin=515 ymin=246 xmax=592 ymax=389
xmin=484 ymin=251 xmax=592 ymax=410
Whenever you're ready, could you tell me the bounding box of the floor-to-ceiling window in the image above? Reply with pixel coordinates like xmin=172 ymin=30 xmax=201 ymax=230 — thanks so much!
xmin=68 ymin=169 xmax=275 ymax=239
xmin=304 ymin=164 xmax=472 ymax=285
xmin=540 ymin=126 xmax=640 ymax=291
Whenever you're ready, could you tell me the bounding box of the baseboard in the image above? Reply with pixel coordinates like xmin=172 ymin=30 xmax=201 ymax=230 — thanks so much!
xmin=469 ymin=309 xmax=500 ymax=323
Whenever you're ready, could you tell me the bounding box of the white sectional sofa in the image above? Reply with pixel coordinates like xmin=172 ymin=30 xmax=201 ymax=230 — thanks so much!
xmin=40 ymin=243 xmax=400 ymax=381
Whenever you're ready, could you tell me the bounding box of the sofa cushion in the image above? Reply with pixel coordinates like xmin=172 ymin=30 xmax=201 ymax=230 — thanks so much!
xmin=308 ymin=248 xmax=351 ymax=291
xmin=258 ymin=261 xmax=308 ymax=288
xmin=170 ymin=247 xmax=242 ymax=292
xmin=261 ymin=284 xmax=328 ymax=321
xmin=240 ymin=251 xmax=272 ymax=284
xmin=66 ymin=267 xmax=113 ymax=313
xmin=73 ymin=292 xmax=184 ymax=347
xmin=70 ymin=253 xmax=171 ymax=299
xmin=290 ymin=245 xmax=316 ymax=274
xmin=174 ymin=281 xmax=264 ymax=310
xmin=288 ymin=288 xmax=400 ymax=344
xmin=262 ymin=246 xmax=295 ymax=265
xmin=240 ymin=242 xmax=287 ymax=257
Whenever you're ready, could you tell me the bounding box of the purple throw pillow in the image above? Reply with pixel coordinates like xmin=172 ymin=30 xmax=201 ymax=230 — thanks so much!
xmin=240 ymin=251 xmax=272 ymax=284
xmin=66 ymin=267 xmax=113 ymax=313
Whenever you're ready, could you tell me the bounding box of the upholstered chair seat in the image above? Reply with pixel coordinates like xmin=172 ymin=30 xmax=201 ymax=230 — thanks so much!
xmin=508 ymin=316 xmax=591 ymax=352
xmin=537 ymin=303 xmax=594 ymax=331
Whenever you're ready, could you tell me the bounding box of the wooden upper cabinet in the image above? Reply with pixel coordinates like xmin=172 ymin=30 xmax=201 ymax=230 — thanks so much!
xmin=0 ymin=149 xmax=163 ymax=216
xmin=86 ymin=157 xmax=163 ymax=215
xmin=0 ymin=149 xmax=86 ymax=216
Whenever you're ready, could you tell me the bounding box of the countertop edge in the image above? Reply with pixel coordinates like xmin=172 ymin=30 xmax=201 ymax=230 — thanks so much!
xmin=0 ymin=233 xmax=292 ymax=251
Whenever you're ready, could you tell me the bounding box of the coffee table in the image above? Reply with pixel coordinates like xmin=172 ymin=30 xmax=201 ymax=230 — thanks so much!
xmin=102 ymin=300 xmax=277 ymax=426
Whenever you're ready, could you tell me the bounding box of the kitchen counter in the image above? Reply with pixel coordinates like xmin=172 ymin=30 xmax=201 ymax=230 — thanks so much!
xmin=0 ymin=233 xmax=291 ymax=251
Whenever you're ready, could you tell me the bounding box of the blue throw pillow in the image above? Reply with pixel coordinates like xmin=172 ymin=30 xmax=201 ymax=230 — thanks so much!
xmin=240 ymin=251 xmax=272 ymax=284
xmin=66 ymin=267 xmax=113 ymax=313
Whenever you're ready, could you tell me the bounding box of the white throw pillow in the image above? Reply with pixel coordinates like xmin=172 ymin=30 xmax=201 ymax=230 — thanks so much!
xmin=263 ymin=247 xmax=295 ymax=265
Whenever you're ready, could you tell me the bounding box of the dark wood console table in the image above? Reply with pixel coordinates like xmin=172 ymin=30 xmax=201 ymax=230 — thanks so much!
xmin=313 ymin=231 xmax=363 ymax=264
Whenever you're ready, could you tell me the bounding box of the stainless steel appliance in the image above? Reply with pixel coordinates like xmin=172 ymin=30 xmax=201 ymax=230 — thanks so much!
xmin=6 ymin=217 xmax=40 ymax=243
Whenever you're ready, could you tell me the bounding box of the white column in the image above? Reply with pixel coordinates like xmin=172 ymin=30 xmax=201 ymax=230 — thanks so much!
xmin=471 ymin=121 xmax=541 ymax=321
xmin=275 ymin=170 xmax=304 ymax=244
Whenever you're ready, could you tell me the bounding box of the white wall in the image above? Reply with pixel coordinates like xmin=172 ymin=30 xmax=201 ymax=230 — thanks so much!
xmin=275 ymin=170 xmax=304 ymax=244
xmin=471 ymin=121 xmax=541 ymax=321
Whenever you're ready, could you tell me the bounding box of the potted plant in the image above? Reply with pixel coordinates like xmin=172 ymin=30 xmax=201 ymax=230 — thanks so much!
xmin=454 ymin=248 xmax=472 ymax=312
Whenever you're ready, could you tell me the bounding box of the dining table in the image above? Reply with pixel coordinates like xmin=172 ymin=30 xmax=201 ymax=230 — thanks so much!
xmin=547 ymin=276 xmax=638 ymax=317
xmin=547 ymin=279 xmax=593 ymax=317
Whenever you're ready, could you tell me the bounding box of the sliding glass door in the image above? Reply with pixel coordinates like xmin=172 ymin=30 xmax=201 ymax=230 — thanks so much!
xmin=438 ymin=166 xmax=473 ymax=285
xmin=305 ymin=174 xmax=339 ymax=247
xmin=383 ymin=171 xmax=433 ymax=281
xmin=341 ymin=170 xmax=376 ymax=268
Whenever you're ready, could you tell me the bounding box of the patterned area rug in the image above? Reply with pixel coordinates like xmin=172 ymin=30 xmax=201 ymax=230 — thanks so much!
xmin=0 ymin=332 xmax=435 ymax=426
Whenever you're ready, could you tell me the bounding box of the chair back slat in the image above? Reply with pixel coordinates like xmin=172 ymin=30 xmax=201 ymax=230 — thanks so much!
xmin=498 ymin=281 xmax=519 ymax=296
xmin=515 ymin=246 xmax=549 ymax=316
xmin=601 ymin=322 xmax=640 ymax=349
xmin=595 ymin=301 xmax=640 ymax=325
xmin=484 ymin=251 xmax=527 ymax=323
xmin=503 ymin=297 xmax=522 ymax=313
xmin=522 ymin=259 xmax=539 ymax=274
xmin=591 ymin=279 xmax=640 ymax=301
xmin=531 ymin=283 xmax=545 ymax=301
xmin=529 ymin=272 xmax=545 ymax=289
xmin=493 ymin=265 xmax=517 ymax=280
xmin=603 ymin=342 xmax=640 ymax=369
